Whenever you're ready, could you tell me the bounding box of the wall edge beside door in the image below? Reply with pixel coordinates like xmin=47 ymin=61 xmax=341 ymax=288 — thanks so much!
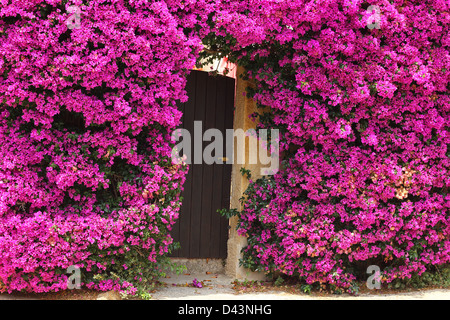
xmin=225 ymin=66 xmax=267 ymax=281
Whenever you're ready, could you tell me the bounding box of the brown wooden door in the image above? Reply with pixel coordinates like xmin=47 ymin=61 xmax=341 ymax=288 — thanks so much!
xmin=170 ymin=70 xmax=235 ymax=259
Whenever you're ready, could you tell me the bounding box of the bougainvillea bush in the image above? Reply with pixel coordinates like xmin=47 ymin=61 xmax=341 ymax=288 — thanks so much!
xmin=0 ymin=0 xmax=449 ymax=296
xmin=204 ymin=0 xmax=450 ymax=293
xmin=0 ymin=0 xmax=198 ymax=294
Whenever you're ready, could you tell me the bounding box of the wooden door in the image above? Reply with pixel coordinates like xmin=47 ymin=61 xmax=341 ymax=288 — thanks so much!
xmin=170 ymin=70 xmax=235 ymax=259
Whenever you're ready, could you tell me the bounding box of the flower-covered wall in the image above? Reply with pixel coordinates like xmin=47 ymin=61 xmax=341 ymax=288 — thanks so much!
xmin=0 ymin=0 xmax=448 ymax=295
xmin=0 ymin=0 xmax=197 ymax=294
xmin=204 ymin=0 xmax=450 ymax=292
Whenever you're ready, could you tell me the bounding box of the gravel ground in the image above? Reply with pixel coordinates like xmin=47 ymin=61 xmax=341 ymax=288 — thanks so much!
xmin=149 ymin=272 xmax=450 ymax=300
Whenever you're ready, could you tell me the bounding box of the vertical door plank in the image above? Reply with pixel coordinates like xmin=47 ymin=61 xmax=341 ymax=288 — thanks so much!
xmin=189 ymin=71 xmax=208 ymax=258
xmin=210 ymin=75 xmax=227 ymax=258
xmin=199 ymin=75 xmax=217 ymax=257
xmin=219 ymin=77 xmax=235 ymax=258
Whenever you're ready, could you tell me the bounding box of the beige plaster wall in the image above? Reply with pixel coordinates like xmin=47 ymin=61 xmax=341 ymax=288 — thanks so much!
xmin=225 ymin=66 xmax=268 ymax=280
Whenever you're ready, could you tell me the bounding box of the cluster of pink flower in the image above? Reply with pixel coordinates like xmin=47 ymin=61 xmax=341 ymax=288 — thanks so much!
xmin=208 ymin=0 xmax=449 ymax=291
xmin=0 ymin=0 xmax=195 ymax=293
